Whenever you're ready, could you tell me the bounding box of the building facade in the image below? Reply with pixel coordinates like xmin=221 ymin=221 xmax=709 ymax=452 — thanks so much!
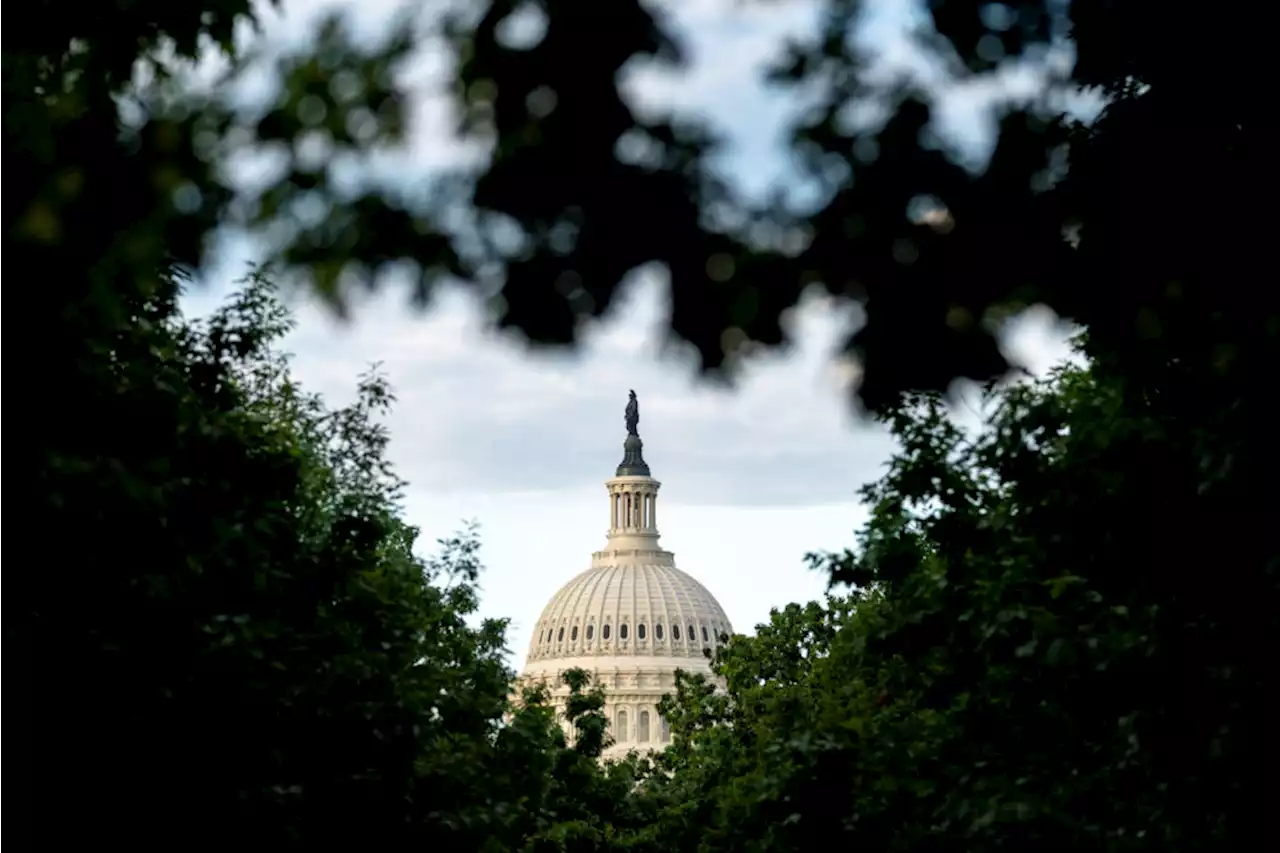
xmin=516 ymin=394 xmax=734 ymax=760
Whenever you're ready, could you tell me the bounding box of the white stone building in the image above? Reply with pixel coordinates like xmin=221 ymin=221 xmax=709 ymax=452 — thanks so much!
xmin=516 ymin=394 xmax=734 ymax=760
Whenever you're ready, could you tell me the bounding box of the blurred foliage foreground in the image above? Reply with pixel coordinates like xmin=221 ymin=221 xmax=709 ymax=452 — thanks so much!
xmin=5 ymin=0 xmax=1277 ymax=851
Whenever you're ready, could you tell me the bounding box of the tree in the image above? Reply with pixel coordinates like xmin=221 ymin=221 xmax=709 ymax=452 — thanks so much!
xmin=9 ymin=1 xmax=1270 ymax=409
xmin=7 ymin=270 xmax=600 ymax=847
xmin=508 ymin=668 xmax=660 ymax=853
xmin=641 ymin=357 xmax=1275 ymax=851
xmin=638 ymin=597 xmax=862 ymax=853
xmin=424 ymin=0 xmax=1276 ymax=412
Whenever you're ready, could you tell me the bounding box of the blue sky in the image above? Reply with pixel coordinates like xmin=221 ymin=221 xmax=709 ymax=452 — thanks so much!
xmin=180 ymin=0 xmax=1081 ymax=666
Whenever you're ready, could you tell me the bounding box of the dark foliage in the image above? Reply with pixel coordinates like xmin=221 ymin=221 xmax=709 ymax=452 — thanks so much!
xmin=6 ymin=2 xmax=1276 ymax=850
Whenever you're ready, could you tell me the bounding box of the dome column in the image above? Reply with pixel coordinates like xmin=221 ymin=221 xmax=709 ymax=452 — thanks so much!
xmin=606 ymin=478 xmax=661 ymax=545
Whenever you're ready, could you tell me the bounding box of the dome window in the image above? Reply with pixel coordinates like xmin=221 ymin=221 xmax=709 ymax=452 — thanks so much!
xmin=672 ymin=624 xmax=681 ymax=640
xmin=619 ymin=623 xmax=629 ymax=640
xmin=616 ymin=710 xmax=628 ymax=741
xmin=688 ymin=624 xmax=696 ymax=641
xmin=638 ymin=710 xmax=650 ymax=743
xmin=586 ymin=624 xmax=594 ymax=640
xmin=602 ymin=624 xmax=611 ymax=640
xmin=570 ymin=626 xmax=578 ymax=641
xmin=655 ymin=623 xmax=664 ymax=640
xmin=557 ymin=627 xmax=565 ymax=642
xmin=701 ymin=626 xmax=709 ymax=642
xmin=637 ymin=623 xmax=647 ymax=640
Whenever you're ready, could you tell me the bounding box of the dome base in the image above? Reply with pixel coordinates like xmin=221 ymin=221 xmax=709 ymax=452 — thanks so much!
xmin=514 ymin=657 xmax=725 ymax=761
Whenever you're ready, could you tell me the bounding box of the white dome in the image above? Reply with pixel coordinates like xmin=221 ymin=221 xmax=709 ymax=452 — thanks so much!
xmin=525 ymin=561 xmax=734 ymax=665
xmin=516 ymin=398 xmax=733 ymax=760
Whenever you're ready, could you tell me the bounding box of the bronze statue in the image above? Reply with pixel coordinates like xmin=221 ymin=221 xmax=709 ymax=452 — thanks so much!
xmin=624 ymin=389 xmax=640 ymax=436
xmin=616 ymin=389 xmax=650 ymax=476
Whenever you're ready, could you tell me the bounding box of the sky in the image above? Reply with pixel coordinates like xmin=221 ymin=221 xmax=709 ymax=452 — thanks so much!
xmin=179 ymin=0 xmax=1082 ymax=667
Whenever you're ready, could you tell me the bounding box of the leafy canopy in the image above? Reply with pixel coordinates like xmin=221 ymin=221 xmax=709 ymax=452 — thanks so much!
xmin=639 ymin=353 xmax=1274 ymax=852
xmin=10 ymin=0 xmax=1269 ymax=410
xmin=9 ymin=269 xmax=626 ymax=848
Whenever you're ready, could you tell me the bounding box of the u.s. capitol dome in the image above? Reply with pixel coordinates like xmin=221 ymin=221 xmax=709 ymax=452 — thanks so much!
xmin=517 ymin=392 xmax=733 ymax=760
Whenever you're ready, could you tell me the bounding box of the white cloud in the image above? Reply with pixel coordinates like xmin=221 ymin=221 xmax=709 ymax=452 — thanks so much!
xmin=254 ymin=269 xmax=892 ymax=505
